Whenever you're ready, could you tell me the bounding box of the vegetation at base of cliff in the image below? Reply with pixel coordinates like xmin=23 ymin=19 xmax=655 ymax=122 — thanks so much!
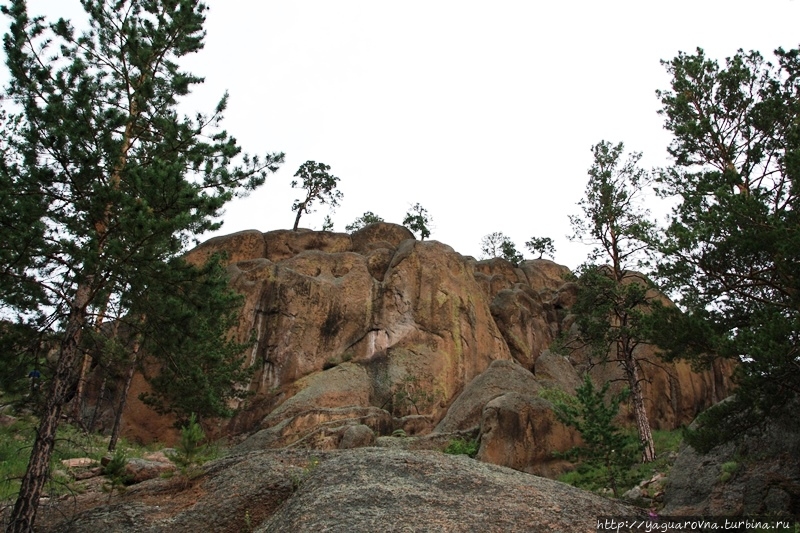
xmin=443 ymin=437 xmax=479 ymax=458
xmin=0 ymin=407 xmax=227 ymax=502
xmin=168 ymin=413 xmax=217 ymax=477
xmin=0 ymin=414 xmax=130 ymax=501
xmin=543 ymin=376 xmax=640 ymax=497
xmin=558 ymin=428 xmax=683 ymax=501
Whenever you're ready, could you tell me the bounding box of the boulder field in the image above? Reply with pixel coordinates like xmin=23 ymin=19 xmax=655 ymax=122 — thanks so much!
xmin=107 ymin=223 xmax=734 ymax=475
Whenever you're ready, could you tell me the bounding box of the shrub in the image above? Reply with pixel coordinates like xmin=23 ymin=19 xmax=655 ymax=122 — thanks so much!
xmin=444 ymin=437 xmax=479 ymax=458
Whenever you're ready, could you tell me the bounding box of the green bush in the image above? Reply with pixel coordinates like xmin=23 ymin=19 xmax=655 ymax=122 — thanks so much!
xmin=542 ymin=376 xmax=639 ymax=497
xmin=444 ymin=437 xmax=479 ymax=458
xmin=719 ymin=460 xmax=740 ymax=483
xmin=169 ymin=413 xmax=212 ymax=477
xmin=102 ymin=450 xmax=132 ymax=501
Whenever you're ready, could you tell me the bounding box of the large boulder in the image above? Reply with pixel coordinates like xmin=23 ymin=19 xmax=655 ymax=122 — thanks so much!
xmin=361 ymin=240 xmax=512 ymax=425
xmin=477 ymin=393 xmax=580 ymax=478
xmin=263 ymin=229 xmax=352 ymax=262
xmin=184 ymin=229 xmax=267 ymax=267
xmin=435 ymin=360 xmax=544 ymax=433
xmin=228 ymin=251 xmax=374 ymax=393
xmin=34 ymin=448 xmax=646 ymax=533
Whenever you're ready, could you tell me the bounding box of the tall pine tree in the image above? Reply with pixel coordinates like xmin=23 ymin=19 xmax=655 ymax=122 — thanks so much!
xmin=653 ymin=47 xmax=800 ymax=451
xmin=567 ymin=141 xmax=659 ymax=463
xmin=0 ymin=1 xmax=283 ymax=530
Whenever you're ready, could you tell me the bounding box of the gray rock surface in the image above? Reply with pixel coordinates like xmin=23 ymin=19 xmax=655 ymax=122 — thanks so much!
xmin=663 ymin=417 xmax=800 ymax=517
xmin=33 ymin=447 xmax=644 ymax=532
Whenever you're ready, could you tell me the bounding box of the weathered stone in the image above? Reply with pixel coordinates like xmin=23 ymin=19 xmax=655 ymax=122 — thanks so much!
xmin=263 ymin=229 xmax=352 ymax=262
xmin=230 ymin=251 xmax=374 ymax=394
xmin=123 ymin=458 xmax=176 ymax=484
xmin=533 ymin=350 xmax=582 ymax=392
xmin=109 ymin=227 xmax=734 ymax=470
xmin=519 ymin=259 xmax=571 ymax=293
xmin=435 ymin=360 xmax=541 ymax=434
xmin=663 ymin=413 xmax=800 ymax=517
xmin=62 ymin=458 xmax=98 ymax=468
xmin=472 ymin=257 xmax=526 ymax=301
xmin=34 ymin=448 xmax=646 ymax=533
xmin=490 ymin=284 xmax=557 ymax=370
xmin=477 ymin=393 xmax=580 ymax=477
xmin=338 ymin=424 xmax=375 ymax=449
xmin=184 ymin=229 xmax=266 ymax=267
xmin=349 ymin=222 xmax=414 ymax=254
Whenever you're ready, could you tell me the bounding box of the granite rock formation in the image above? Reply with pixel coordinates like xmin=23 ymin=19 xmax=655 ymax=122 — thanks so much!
xmin=107 ymin=223 xmax=734 ymax=475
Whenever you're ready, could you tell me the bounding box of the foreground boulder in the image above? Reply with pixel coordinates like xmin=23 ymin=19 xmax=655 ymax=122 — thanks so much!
xmin=34 ymin=447 xmax=644 ymax=532
xmin=663 ymin=414 xmax=800 ymax=517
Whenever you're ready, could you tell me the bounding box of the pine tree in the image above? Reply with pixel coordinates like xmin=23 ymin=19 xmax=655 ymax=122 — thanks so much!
xmin=545 ymin=375 xmax=639 ymax=497
xmin=345 ymin=211 xmax=384 ymax=232
xmin=402 ymin=203 xmax=432 ymax=240
xmin=567 ymin=141 xmax=658 ymax=463
xmin=0 ymin=2 xmax=283 ymax=530
xmin=653 ymin=47 xmax=800 ymax=450
xmin=136 ymin=255 xmax=253 ymax=426
xmin=291 ymin=161 xmax=342 ymax=231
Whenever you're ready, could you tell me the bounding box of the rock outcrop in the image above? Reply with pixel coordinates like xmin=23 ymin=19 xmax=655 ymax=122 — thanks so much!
xmin=33 ymin=447 xmax=646 ymax=533
xmin=99 ymin=223 xmax=734 ymax=476
xmin=663 ymin=413 xmax=800 ymax=517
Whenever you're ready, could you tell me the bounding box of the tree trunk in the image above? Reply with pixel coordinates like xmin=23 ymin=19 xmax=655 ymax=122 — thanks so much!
xmin=292 ymin=204 xmax=304 ymax=231
xmin=88 ymin=374 xmax=108 ymax=433
xmin=72 ymin=300 xmax=110 ymax=426
xmin=7 ymin=282 xmax=92 ymax=533
xmin=108 ymin=334 xmax=141 ymax=452
xmin=624 ymin=354 xmax=656 ymax=463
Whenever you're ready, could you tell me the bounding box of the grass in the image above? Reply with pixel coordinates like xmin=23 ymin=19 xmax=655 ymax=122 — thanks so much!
xmin=0 ymin=411 xmax=176 ymax=502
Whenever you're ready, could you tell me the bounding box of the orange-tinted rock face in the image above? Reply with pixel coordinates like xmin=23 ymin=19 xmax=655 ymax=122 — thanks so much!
xmin=109 ymin=223 xmax=734 ymax=476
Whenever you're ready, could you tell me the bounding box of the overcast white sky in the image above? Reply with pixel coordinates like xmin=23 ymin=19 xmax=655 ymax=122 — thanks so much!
xmin=18 ymin=1 xmax=800 ymax=269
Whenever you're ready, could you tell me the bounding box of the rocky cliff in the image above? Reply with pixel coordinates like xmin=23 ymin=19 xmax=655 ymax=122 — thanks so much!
xmin=115 ymin=223 xmax=733 ymax=475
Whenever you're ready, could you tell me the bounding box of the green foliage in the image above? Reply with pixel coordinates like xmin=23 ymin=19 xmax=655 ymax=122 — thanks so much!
xmin=402 ymin=203 xmax=432 ymax=240
xmin=137 ymin=255 xmax=253 ymax=424
xmin=443 ymin=437 xmax=479 ymax=458
xmin=0 ymin=1 xmax=283 ymax=527
xmin=570 ymin=141 xmax=655 ymax=268
xmin=544 ymin=376 xmax=640 ymax=497
xmin=0 ymin=322 xmax=47 ymax=398
xmin=525 ymin=236 xmax=556 ymax=260
xmin=0 ymin=416 xmax=141 ymax=501
xmin=653 ymin=46 xmax=800 ymax=449
xmin=345 ymin=211 xmax=384 ymax=232
xmin=719 ymin=460 xmax=740 ymax=483
xmin=320 ymin=214 xmax=334 ymax=232
xmin=566 ymin=140 xmax=659 ymax=462
xmin=167 ymin=413 xmax=215 ymax=481
xmin=102 ymin=450 xmax=132 ymax=501
xmin=171 ymin=414 xmax=208 ymax=469
xmin=480 ymin=232 xmax=522 ymax=266
xmin=291 ymin=161 xmax=342 ymax=231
